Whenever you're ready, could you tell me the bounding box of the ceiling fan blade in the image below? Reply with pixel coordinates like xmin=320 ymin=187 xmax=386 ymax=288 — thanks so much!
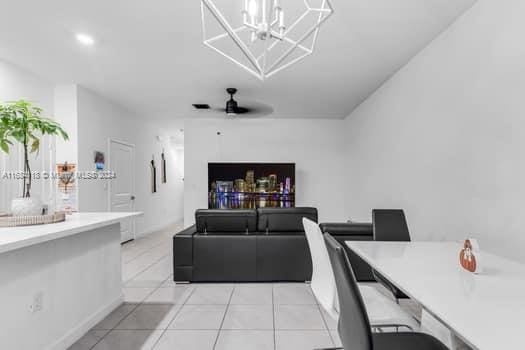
xmin=237 ymin=101 xmax=274 ymax=117
xmin=205 ymin=90 xmax=275 ymax=117
xmin=211 ymin=106 xmax=272 ymax=116
xmin=234 ymin=107 xmax=251 ymax=114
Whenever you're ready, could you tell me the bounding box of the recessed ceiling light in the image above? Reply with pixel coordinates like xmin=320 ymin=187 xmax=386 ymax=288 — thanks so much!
xmin=76 ymin=33 xmax=95 ymax=46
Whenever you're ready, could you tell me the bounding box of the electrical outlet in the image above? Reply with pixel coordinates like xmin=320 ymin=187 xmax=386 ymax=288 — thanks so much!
xmin=29 ymin=292 xmax=44 ymax=313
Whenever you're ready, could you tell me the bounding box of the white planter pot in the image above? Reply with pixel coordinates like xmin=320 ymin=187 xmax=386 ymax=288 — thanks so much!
xmin=11 ymin=197 xmax=44 ymax=216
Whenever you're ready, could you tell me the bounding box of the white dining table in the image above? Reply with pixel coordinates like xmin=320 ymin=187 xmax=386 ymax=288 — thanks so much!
xmin=345 ymin=241 xmax=525 ymax=350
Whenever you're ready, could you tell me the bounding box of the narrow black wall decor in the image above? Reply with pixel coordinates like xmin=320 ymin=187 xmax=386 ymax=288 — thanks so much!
xmin=150 ymin=157 xmax=157 ymax=193
xmin=161 ymin=151 xmax=167 ymax=184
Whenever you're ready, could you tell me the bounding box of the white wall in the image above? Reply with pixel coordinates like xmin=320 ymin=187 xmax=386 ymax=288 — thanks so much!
xmin=0 ymin=60 xmax=55 ymax=212
xmin=344 ymin=0 xmax=525 ymax=262
xmin=54 ymin=85 xmax=78 ymax=164
xmin=184 ymin=118 xmax=347 ymax=226
xmin=76 ymin=86 xmax=184 ymax=235
xmin=0 ymin=60 xmax=184 ymax=234
xmin=132 ymin=126 xmax=185 ymax=235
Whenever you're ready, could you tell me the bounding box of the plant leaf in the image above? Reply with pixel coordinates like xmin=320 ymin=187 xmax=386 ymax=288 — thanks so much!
xmin=30 ymin=138 xmax=40 ymax=153
xmin=0 ymin=140 xmax=9 ymax=153
xmin=0 ymin=99 xmax=69 ymax=155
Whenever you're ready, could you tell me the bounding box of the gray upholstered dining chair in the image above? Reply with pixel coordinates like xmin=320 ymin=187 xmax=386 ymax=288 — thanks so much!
xmin=324 ymin=233 xmax=448 ymax=350
xmin=302 ymin=218 xmax=417 ymax=337
xmin=372 ymin=209 xmax=410 ymax=301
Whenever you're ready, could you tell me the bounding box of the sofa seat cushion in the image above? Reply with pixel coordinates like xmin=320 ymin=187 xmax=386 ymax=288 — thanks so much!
xmin=256 ymin=231 xmax=305 ymax=236
xmin=196 ymin=231 xmax=255 ymax=236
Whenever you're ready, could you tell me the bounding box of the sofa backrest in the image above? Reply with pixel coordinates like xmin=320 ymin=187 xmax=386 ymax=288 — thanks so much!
xmin=196 ymin=209 xmax=257 ymax=234
xmin=319 ymin=222 xmax=372 ymax=236
xmin=257 ymin=207 xmax=318 ymax=233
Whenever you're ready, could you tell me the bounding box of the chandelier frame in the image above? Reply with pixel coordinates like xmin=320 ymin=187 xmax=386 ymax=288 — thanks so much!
xmin=201 ymin=0 xmax=334 ymax=80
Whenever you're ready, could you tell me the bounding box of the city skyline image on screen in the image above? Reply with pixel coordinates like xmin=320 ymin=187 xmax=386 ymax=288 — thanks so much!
xmin=208 ymin=163 xmax=295 ymax=209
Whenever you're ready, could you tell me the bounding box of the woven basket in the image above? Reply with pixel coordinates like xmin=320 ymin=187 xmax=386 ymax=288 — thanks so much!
xmin=0 ymin=212 xmax=66 ymax=227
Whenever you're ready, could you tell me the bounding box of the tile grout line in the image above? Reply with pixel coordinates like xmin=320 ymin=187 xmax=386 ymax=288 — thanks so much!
xmin=121 ymin=226 xmax=178 ymax=263
xmin=166 ymin=286 xmax=197 ymax=329
xmin=122 ymin=240 xmax=170 ymax=264
xmin=123 ymin=252 xmax=171 ymax=285
xmin=85 ymin=283 xmax=328 ymax=349
xmin=123 ymin=229 xmax=176 ymax=256
xmin=88 ymin=303 xmax=141 ymax=349
xmin=120 ymin=231 xmax=162 ymax=283
xmin=150 ymin=285 xmax=197 ymax=349
xmin=80 ymin=226 xmax=334 ymax=350
xmin=105 ymin=285 xmax=161 ymax=330
xmin=91 ymin=232 xmax=173 ymax=349
xmin=212 ymin=285 xmax=236 ymax=350
xmin=121 ymin=226 xmax=180 ymax=282
xmin=315 ymin=295 xmax=337 ymax=347
xmin=272 ymin=284 xmax=276 ymax=350
xmin=89 ymin=242 xmax=164 ymax=349
xmin=84 ymin=228 xmax=179 ymax=350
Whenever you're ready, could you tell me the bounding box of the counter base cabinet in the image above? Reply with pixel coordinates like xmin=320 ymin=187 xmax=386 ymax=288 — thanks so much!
xmin=0 ymin=223 xmax=122 ymax=350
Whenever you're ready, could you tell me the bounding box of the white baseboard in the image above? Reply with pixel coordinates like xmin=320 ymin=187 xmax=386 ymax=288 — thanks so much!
xmin=48 ymin=294 xmax=123 ymax=350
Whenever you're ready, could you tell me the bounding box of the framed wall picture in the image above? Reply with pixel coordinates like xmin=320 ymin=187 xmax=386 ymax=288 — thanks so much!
xmin=150 ymin=157 xmax=157 ymax=193
xmin=208 ymin=162 xmax=295 ymax=209
xmin=94 ymin=151 xmax=105 ymax=171
xmin=57 ymin=162 xmax=78 ymax=213
xmin=161 ymin=151 xmax=167 ymax=184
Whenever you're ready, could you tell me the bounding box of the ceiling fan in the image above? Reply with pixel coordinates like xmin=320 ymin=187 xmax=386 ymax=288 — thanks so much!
xmin=194 ymin=88 xmax=274 ymax=117
xmin=224 ymin=88 xmax=251 ymax=116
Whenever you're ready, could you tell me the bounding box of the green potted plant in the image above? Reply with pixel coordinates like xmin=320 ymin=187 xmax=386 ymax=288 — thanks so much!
xmin=0 ymin=100 xmax=69 ymax=216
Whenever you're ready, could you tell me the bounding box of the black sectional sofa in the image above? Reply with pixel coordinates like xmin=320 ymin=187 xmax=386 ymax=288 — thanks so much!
xmin=173 ymin=207 xmax=376 ymax=283
xmin=173 ymin=207 xmax=317 ymax=282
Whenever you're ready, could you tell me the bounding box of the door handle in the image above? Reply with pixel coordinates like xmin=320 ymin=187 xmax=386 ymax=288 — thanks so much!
xmin=131 ymin=195 xmax=136 ymax=200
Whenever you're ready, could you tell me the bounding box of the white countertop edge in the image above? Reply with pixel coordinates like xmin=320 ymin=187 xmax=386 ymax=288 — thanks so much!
xmin=0 ymin=212 xmax=143 ymax=254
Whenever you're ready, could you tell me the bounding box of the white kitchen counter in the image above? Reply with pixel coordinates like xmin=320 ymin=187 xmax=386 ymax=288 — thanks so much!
xmin=0 ymin=212 xmax=142 ymax=254
xmin=0 ymin=212 xmax=142 ymax=350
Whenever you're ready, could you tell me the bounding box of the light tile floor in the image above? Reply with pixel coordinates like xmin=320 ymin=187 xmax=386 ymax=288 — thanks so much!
xmin=69 ymin=223 xmax=470 ymax=350
xmin=69 ymin=223 xmax=340 ymax=350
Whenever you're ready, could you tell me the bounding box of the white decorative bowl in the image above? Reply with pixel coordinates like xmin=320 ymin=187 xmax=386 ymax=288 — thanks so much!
xmin=11 ymin=197 xmax=44 ymax=216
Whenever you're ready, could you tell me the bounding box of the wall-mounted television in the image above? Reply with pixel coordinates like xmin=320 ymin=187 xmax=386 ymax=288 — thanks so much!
xmin=208 ymin=162 xmax=295 ymax=209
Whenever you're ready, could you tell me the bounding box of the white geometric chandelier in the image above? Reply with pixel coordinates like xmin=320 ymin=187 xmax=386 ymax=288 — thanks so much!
xmin=201 ymin=0 xmax=334 ymax=80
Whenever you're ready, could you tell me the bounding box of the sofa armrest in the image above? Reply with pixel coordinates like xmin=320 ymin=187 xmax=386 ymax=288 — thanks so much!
xmin=173 ymin=225 xmax=196 ymax=281
xmin=175 ymin=224 xmax=198 ymax=237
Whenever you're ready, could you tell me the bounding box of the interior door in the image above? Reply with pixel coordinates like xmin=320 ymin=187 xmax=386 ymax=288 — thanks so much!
xmin=109 ymin=139 xmax=135 ymax=243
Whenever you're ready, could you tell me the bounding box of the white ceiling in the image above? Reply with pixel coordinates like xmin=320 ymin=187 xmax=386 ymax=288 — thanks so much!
xmin=0 ymin=0 xmax=475 ymax=119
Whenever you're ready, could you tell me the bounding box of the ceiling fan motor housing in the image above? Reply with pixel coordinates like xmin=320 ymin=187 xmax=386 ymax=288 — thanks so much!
xmin=226 ymin=88 xmax=239 ymax=115
xmin=226 ymin=100 xmax=238 ymax=116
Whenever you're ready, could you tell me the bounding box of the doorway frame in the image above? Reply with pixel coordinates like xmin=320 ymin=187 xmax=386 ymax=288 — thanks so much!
xmin=107 ymin=138 xmax=136 ymax=241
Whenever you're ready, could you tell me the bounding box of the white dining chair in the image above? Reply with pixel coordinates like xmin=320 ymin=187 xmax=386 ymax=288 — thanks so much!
xmin=302 ymin=218 xmax=418 ymax=333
